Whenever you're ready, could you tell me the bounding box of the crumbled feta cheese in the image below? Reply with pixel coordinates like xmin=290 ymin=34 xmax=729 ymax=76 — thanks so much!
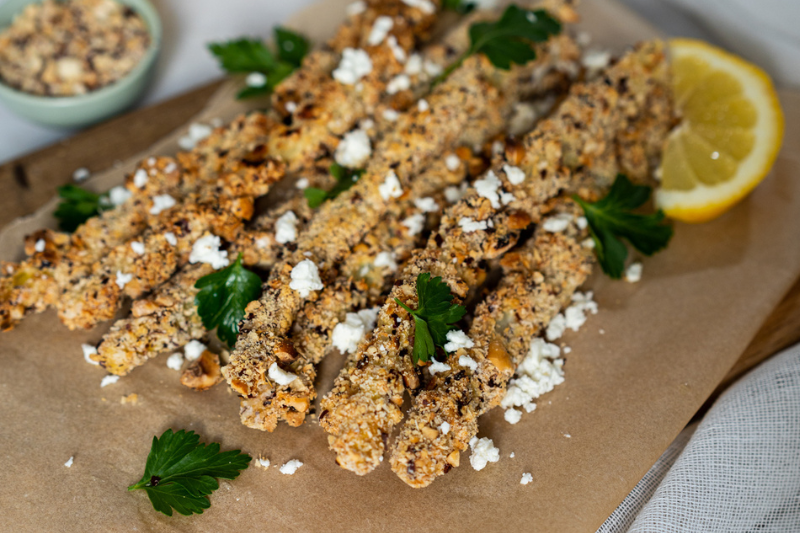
xmin=360 ymin=118 xmax=375 ymax=131
xmin=428 ymin=358 xmax=451 ymax=376
xmin=520 ymin=472 xmax=533 ymax=485
xmin=130 ymin=241 xmax=145 ymax=255
xmin=331 ymin=307 xmax=379 ymax=354
xmin=285 ymin=101 xmax=298 ymax=113
xmin=401 ymin=0 xmax=435 ymax=13
xmin=296 ymin=177 xmax=310 ymax=189
xmin=423 ymin=59 xmax=442 ymax=77
xmin=34 ymin=238 xmax=45 ymax=253
xmin=333 ymin=48 xmax=373 ymax=85
xmin=373 ymin=251 xmax=398 ymax=271
xmin=445 ymin=154 xmax=460 ymax=172
xmin=458 ymin=355 xmax=478 ymax=372
xmin=654 ymin=166 xmax=663 ymax=182
xmin=546 ymin=313 xmax=566 ymax=340
xmin=345 ymin=0 xmax=366 ymax=16
xmin=582 ymin=238 xmax=595 ymax=249
xmin=280 ymin=459 xmax=303 ymax=475
xmin=382 ymin=108 xmax=399 ymax=122
xmin=289 ymin=259 xmax=323 ymax=297
xmin=404 ymin=53 xmax=422 ymax=75
xmin=414 ymin=197 xmax=438 ymax=213
xmin=475 ymin=170 xmax=504 ymax=208
xmin=439 ymin=421 xmax=451 ymax=434
xmin=82 ymin=344 xmax=100 ymax=365
xmin=164 ymin=232 xmax=177 ymax=246
xmin=459 ymin=217 xmax=488 ymax=233
xmin=189 ymin=235 xmax=229 ymax=269
xmin=184 ymin=340 xmax=207 ymax=361
xmin=563 ymin=291 xmax=598 ymax=332
xmin=469 ymin=437 xmax=500 ymax=471
xmin=626 ymin=262 xmax=643 ymax=283
xmin=386 ymin=35 xmax=406 ymax=63
xmin=445 ymin=183 xmax=468 ymax=204
xmin=100 ymin=374 xmax=119 ymax=388
xmin=444 ymin=330 xmax=474 ymax=353
xmin=246 ymin=72 xmax=267 ymax=87
xmin=379 ymin=171 xmax=403 ymax=200
xmin=503 ymin=164 xmax=526 ymax=185
xmin=115 ymin=271 xmax=132 ymax=290
xmin=524 ymin=402 xmax=537 ymax=413
xmin=64 ymin=456 xmax=74 ymax=468
xmin=417 ymin=98 xmax=429 ymax=112
xmin=500 ymin=191 xmax=516 ymax=205
xmin=72 ymin=167 xmax=90 ymax=182
xmin=501 ymin=337 xmax=565 ymax=412
xmin=268 ymin=362 xmax=298 ymax=386
xmin=386 ymin=74 xmax=411 ymax=95
xmin=576 ymin=216 xmax=588 ymax=230
xmin=505 ymin=408 xmax=522 ymax=424
xmin=335 ymin=129 xmax=372 ymax=168
xmin=149 ymin=194 xmax=176 ymax=215
xmin=178 ymin=123 xmax=213 ymax=150
xmin=133 ymin=168 xmax=148 ymax=188
xmin=108 ymin=186 xmax=132 ymax=206
xmin=401 ymin=213 xmax=425 ymax=236
xmin=542 ymin=213 xmax=574 ymax=233
xmin=582 ymin=49 xmax=612 ymax=72
xmin=563 ymin=346 xmax=572 ymax=354
xmin=166 ymin=352 xmax=184 ymax=370
xmin=367 ymin=15 xmax=393 ymax=46
xmin=257 ymin=457 xmax=271 ymax=469
xmin=275 ymin=211 xmax=299 ymax=244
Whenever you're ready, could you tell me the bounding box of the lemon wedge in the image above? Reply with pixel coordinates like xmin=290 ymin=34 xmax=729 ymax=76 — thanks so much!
xmin=655 ymin=38 xmax=784 ymax=223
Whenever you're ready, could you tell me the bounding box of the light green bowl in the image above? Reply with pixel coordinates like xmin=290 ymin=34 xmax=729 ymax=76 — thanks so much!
xmin=0 ymin=0 xmax=162 ymax=128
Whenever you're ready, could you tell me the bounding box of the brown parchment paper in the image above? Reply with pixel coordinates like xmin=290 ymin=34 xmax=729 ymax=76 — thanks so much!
xmin=2 ymin=1 xmax=800 ymax=532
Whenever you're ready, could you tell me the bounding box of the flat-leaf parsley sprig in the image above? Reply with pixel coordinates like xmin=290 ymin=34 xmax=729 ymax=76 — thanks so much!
xmin=394 ymin=273 xmax=466 ymax=364
xmin=209 ymin=27 xmax=309 ymax=100
xmin=304 ymin=163 xmax=365 ymax=208
xmin=574 ymin=174 xmax=673 ymax=279
xmin=128 ymin=429 xmax=251 ymax=517
xmin=53 ymin=184 xmax=112 ymax=232
xmin=434 ymin=5 xmax=562 ymax=84
xmin=194 ymin=253 xmax=262 ymax=347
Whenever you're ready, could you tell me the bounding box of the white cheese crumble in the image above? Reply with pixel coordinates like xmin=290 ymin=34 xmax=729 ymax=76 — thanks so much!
xmin=285 ymin=101 xmax=297 ymax=113
xmin=164 ymin=163 xmax=177 ymax=175
xmin=438 ymin=421 xmax=451 ymax=435
xmin=166 ymin=352 xmax=184 ymax=370
xmin=108 ymin=186 xmax=132 ymax=206
xmin=184 ymin=340 xmax=207 ymax=361
xmin=444 ymin=182 xmax=468 ymax=204
xmin=130 ymin=241 xmax=145 ymax=255
xmin=64 ymin=456 xmax=74 ymax=468
xmin=542 ymin=212 xmax=574 ymax=233
xmin=333 ymin=48 xmax=372 ymax=85
xmin=382 ymin=108 xmax=399 ymax=122
xmin=345 ymin=0 xmax=366 ymax=16
xmin=386 ymin=35 xmax=406 ymax=63
xmin=503 ymin=164 xmax=526 ymax=185
xmin=458 ymin=355 xmax=478 ymax=371
xmin=100 ymin=374 xmax=120 ymax=388
xmin=274 ymin=211 xmax=299 ymax=244
xmin=373 ymin=251 xmax=398 ymax=271
xmin=459 ymin=217 xmax=488 ymax=233
xmin=189 ymin=235 xmax=229 ymax=269
xmin=401 ymin=0 xmax=435 ymax=13
xmin=269 ymin=362 xmax=299 ymax=386
xmin=521 ymin=472 xmax=533 ymax=485
xmin=164 ymin=232 xmax=177 ymax=246
xmin=414 ymin=197 xmax=438 ymax=212
xmin=386 ymin=74 xmax=411 ymax=95
xmin=404 ymin=53 xmax=422 ymax=75
xmin=401 ymin=213 xmax=425 ymax=236
xmin=115 ymin=271 xmax=132 ymax=290
xmin=474 ymin=170 xmax=504 ymax=208
xmin=582 ymin=49 xmax=612 ymax=74
xmin=295 ymin=177 xmax=310 ymax=189
xmin=280 ymin=459 xmax=303 ymax=475
xmin=626 ymin=262 xmax=643 ymax=283
xmin=444 ymin=330 xmax=474 ymax=353
xmin=469 ymin=437 xmax=500 ymax=471
xmin=423 ymin=59 xmax=442 ymax=77
xmin=501 ymin=338 xmax=565 ymax=415
xmin=445 ymin=154 xmax=460 ymax=172
xmin=417 ymin=98 xmax=430 ymax=112
xmin=367 ymin=15 xmax=393 ymax=46
xmin=379 ymin=171 xmax=403 ymax=200
xmin=149 ymin=194 xmax=176 ymax=215
xmin=510 ymin=452 xmax=515 ymax=458
xmin=133 ymin=168 xmax=148 ymax=188
xmin=34 ymin=238 xmax=45 ymax=253
xmin=563 ymin=291 xmax=598 ymax=332
xmin=81 ymin=344 xmax=100 ymax=365
xmin=257 ymin=457 xmax=271 ymax=469
xmin=335 ymin=129 xmax=372 ymax=168
xmin=72 ymin=167 xmax=90 ymax=182
xmin=178 ymin=123 xmax=213 ymax=150
xmin=428 ymin=358 xmax=451 ymax=376
xmin=546 ymin=313 xmax=566 ymax=341
xmin=246 ymin=72 xmax=267 ymax=87
xmin=331 ymin=307 xmax=379 ymax=354
xmin=289 ymin=259 xmax=323 ymax=297
xmin=504 ymin=408 xmax=522 ymax=424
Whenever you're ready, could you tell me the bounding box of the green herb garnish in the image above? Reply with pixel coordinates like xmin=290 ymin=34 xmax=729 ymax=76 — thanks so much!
xmin=53 ymin=184 xmax=112 ymax=232
xmin=394 ymin=273 xmax=466 ymax=364
xmin=574 ymin=174 xmax=673 ymax=279
xmin=209 ymin=27 xmax=309 ymax=100
xmin=194 ymin=253 xmax=262 ymax=347
xmin=128 ymin=429 xmax=251 ymax=517
xmin=304 ymin=163 xmax=365 ymax=208
xmin=435 ymin=5 xmax=561 ymax=84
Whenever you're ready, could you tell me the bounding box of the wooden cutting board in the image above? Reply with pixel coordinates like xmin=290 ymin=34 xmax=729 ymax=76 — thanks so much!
xmin=0 ymin=79 xmax=797 ymax=404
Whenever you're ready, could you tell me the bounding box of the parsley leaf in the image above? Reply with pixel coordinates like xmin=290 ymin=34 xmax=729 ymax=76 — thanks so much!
xmin=442 ymin=0 xmax=475 ymax=14
xmin=194 ymin=253 xmax=262 ymax=347
xmin=574 ymin=174 xmax=673 ymax=279
xmin=53 ymin=185 xmax=112 ymax=232
xmin=208 ymin=27 xmax=309 ymax=100
xmin=394 ymin=273 xmax=466 ymax=364
xmin=128 ymin=429 xmax=251 ymax=517
xmin=304 ymin=163 xmax=365 ymax=208
xmin=435 ymin=5 xmax=561 ymax=84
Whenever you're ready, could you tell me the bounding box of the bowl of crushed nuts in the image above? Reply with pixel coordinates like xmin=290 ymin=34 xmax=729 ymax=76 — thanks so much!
xmin=0 ymin=0 xmax=161 ymax=128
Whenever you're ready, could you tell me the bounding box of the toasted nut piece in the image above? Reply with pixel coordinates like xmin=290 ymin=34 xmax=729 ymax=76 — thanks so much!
xmin=505 ymin=139 xmax=526 ymax=165
xmin=131 ymin=299 xmax=159 ymax=317
xmin=421 ymin=425 xmax=439 ymax=440
xmin=446 ymin=450 xmax=460 ymax=467
xmin=284 ymin=395 xmax=310 ymax=413
xmin=181 ymin=350 xmax=223 ymax=391
xmin=487 ymin=338 xmax=514 ymax=374
xmin=507 ymin=210 xmax=532 ymax=230
xmin=284 ymin=410 xmax=307 ymax=427
xmin=274 ymin=339 xmax=298 ymax=363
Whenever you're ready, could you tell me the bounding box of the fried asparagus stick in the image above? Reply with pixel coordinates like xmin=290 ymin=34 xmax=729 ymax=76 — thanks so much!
xmin=319 ymin=41 xmax=671 ymax=475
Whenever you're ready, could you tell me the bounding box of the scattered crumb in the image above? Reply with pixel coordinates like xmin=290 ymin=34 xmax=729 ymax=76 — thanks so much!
xmin=510 ymin=452 xmax=515 ymax=458
xmin=120 ymin=393 xmax=139 ymax=405
xmin=72 ymin=168 xmax=90 ymax=182
xmin=64 ymin=456 xmax=74 ymax=468
xmin=563 ymin=433 xmax=571 ymax=438
xmin=599 ymin=329 xmax=605 ymax=335
xmin=625 ymin=262 xmax=643 ymax=283
xmin=257 ymin=457 xmax=270 ymax=469
xmin=520 ymin=473 xmax=533 ymax=485
xmin=100 ymin=375 xmax=119 ymax=388
xmin=280 ymin=459 xmax=303 ymax=475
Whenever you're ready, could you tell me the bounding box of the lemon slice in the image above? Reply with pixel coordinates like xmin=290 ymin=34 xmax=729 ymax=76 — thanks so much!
xmin=655 ymin=38 xmax=784 ymax=223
